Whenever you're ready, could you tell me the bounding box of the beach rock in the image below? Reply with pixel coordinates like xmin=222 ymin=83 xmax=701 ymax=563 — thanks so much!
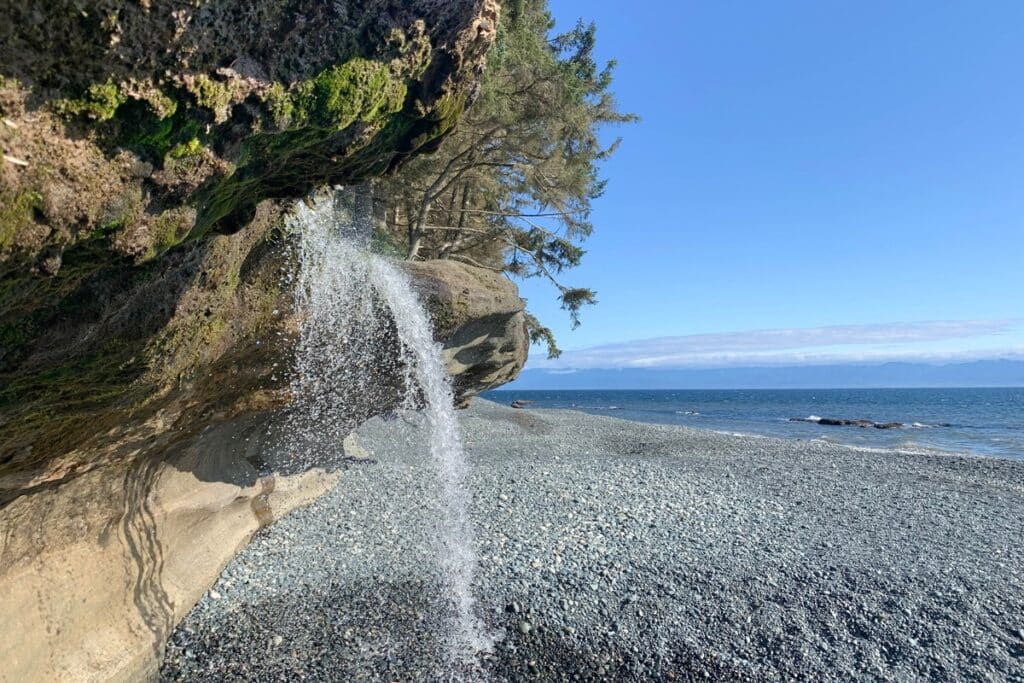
xmin=405 ymin=259 xmax=529 ymax=404
xmin=162 ymin=400 xmax=1024 ymax=681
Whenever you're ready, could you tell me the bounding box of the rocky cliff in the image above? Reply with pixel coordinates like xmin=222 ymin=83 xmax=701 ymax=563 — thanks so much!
xmin=0 ymin=2 xmax=528 ymax=681
xmin=0 ymin=0 xmax=504 ymax=500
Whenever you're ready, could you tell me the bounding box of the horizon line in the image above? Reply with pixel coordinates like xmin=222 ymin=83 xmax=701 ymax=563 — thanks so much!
xmin=491 ymin=384 xmax=1024 ymax=391
xmin=523 ymin=355 xmax=1024 ymax=373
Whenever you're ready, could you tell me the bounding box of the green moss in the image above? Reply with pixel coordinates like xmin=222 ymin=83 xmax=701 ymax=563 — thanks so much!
xmin=54 ymin=80 xmax=127 ymax=121
xmin=295 ymin=58 xmax=407 ymax=129
xmin=195 ymin=173 xmax=262 ymax=236
xmin=0 ymin=347 xmax=144 ymax=409
xmin=0 ymin=232 xmax=138 ymax=376
xmin=408 ymin=90 xmax=467 ymax=149
xmin=190 ymin=75 xmax=237 ymax=122
xmin=144 ymin=209 xmax=193 ymax=260
xmin=145 ymin=90 xmax=179 ymax=119
xmin=0 ymin=190 xmax=43 ymax=250
xmin=264 ymin=82 xmax=295 ymax=128
xmin=125 ymin=113 xmax=174 ymax=154
xmin=0 ymin=341 xmax=152 ymax=472
xmin=0 ymin=318 xmax=32 ymax=362
xmin=115 ymin=98 xmax=203 ymax=161
xmin=196 ymin=58 xmax=411 ymax=234
xmin=97 ymin=216 xmax=126 ymax=236
xmin=0 ymin=215 xmax=183 ymax=422
xmin=168 ymin=137 xmax=204 ymax=159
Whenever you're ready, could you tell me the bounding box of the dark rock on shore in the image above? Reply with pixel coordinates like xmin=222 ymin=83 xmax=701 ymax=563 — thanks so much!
xmin=791 ymin=416 xmax=906 ymax=429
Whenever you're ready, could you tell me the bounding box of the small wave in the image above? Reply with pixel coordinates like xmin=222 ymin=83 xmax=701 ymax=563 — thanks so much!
xmin=712 ymin=429 xmax=772 ymax=440
xmin=808 ymin=438 xmax=943 ymax=457
xmin=676 ymin=410 xmax=701 ymax=416
xmin=804 ymin=415 xmax=823 ymax=423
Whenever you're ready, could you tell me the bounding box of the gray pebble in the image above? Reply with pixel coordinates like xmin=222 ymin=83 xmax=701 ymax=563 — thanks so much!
xmin=160 ymin=400 xmax=1024 ymax=682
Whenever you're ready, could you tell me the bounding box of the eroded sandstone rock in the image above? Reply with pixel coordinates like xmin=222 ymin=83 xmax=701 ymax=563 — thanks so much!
xmin=0 ymin=413 xmax=338 ymax=682
xmin=0 ymin=3 xmax=526 ymax=681
xmin=406 ymin=259 xmax=529 ymax=403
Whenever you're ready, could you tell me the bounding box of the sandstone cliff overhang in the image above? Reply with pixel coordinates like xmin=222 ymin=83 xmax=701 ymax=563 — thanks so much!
xmin=0 ymin=0 xmax=504 ymax=499
xmin=0 ymin=0 xmax=500 ymax=240
xmin=0 ymin=2 xmax=529 ymax=681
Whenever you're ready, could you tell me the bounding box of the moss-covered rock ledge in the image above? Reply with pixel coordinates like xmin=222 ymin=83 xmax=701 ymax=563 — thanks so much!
xmin=0 ymin=0 xmax=500 ymax=498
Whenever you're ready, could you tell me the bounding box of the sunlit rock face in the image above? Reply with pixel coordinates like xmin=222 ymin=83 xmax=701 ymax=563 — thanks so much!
xmin=0 ymin=415 xmax=339 ymax=682
xmin=0 ymin=2 xmax=522 ymax=680
xmin=406 ymin=259 xmax=529 ymax=404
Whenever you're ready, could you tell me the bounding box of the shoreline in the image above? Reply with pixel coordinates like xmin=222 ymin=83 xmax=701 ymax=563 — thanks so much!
xmin=486 ymin=387 xmax=1024 ymax=463
xmin=162 ymin=399 xmax=1024 ymax=681
xmin=510 ymin=401 xmax=1014 ymax=464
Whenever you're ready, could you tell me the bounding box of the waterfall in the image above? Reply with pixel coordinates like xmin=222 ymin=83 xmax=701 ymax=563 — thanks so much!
xmin=285 ymin=190 xmax=496 ymax=669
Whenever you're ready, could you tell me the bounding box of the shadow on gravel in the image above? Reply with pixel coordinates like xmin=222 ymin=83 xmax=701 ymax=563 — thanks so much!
xmin=493 ymin=621 xmax=752 ymax=682
xmin=162 ymin=578 xmax=451 ymax=682
xmin=160 ymin=579 xmax=751 ymax=682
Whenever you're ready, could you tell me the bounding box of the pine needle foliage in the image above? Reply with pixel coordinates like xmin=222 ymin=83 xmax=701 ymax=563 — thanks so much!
xmin=375 ymin=0 xmax=634 ymax=358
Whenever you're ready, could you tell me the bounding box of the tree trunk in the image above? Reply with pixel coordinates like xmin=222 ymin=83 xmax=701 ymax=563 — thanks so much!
xmin=406 ymin=200 xmax=431 ymax=260
xmin=440 ymin=186 xmax=472 ymax=259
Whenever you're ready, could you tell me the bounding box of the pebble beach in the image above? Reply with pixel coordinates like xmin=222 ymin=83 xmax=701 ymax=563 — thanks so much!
xmin=161 ymin=400 xmax=1024 ymax=681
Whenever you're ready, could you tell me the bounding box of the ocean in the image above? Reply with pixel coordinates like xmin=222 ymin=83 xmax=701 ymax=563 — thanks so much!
xmin=483 ymin=387 xmax=1024 ymax=460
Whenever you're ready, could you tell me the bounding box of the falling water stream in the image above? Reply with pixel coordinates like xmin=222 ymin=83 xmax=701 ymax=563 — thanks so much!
xmin=286 ymin=190 xmax=496 ymax=671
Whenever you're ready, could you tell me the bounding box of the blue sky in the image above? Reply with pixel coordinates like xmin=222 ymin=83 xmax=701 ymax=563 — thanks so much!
xmin=514 ymin=0 xmax=1024 ymax=370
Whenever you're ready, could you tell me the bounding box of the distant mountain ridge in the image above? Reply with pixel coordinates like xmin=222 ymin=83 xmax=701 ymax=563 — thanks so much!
xmin=503 ymin=359 xmax=1024 ymax=390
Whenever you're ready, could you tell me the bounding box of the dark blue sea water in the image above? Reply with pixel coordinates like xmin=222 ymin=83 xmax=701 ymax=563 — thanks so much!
xmin=483 ymin=388 xmax=1024 ymax=460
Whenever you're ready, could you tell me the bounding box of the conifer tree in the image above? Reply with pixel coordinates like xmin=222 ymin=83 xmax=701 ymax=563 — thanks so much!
xmin=375 ymin=0 xmax=634 ymax=357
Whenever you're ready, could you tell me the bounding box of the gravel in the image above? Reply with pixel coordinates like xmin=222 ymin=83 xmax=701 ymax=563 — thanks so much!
xmin=161 ymin=400 xmax=1024 ymax=681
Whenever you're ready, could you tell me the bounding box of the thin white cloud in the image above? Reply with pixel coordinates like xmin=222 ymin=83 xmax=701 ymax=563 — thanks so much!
xmin=529 ymin=319 xmax=1024 ymax=370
